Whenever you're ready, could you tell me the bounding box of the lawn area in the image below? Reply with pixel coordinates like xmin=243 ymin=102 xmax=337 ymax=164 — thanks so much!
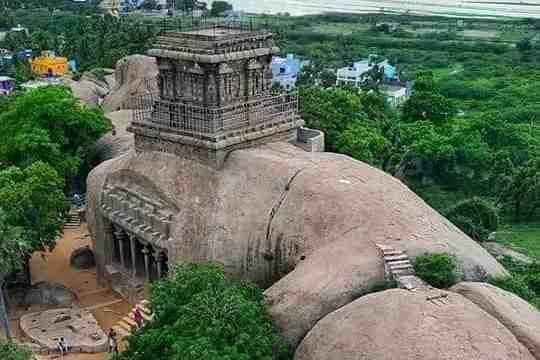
xmin=497 ymin=222 xmax=540 ymax=260
xmin=310 ymin=22 xmax=370 ymax=35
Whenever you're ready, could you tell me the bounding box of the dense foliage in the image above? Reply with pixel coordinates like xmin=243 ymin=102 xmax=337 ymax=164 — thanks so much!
xmin=117 ymin=263 xmax=289 ymax=360
xmin=0 ymin=340 xmax=32 ymax=360
xmin=444 ymin=197 xmax=499 ymax=242
xmin=489 ymin=257 xmax=540 ymax=309
xmin=413 ymin=253 xmax=458 ymax=289
xmin=0 ymin=87 xmax=111 ymax=182
xmin=0 ymin=88 xmax=108 ymax=275
xmin=0 ymin=162 xmax=69 ymax=254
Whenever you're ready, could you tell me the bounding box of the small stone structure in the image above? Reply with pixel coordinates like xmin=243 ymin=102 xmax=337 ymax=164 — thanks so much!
xmin=128 ymin=24 xmax=308 ymax=168
xmin=20 ymin=308 xmax=108 ymax=353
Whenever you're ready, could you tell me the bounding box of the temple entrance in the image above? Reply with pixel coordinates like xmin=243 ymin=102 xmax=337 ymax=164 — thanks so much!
xmin=111 ymin=224 xmax=169 ymax=283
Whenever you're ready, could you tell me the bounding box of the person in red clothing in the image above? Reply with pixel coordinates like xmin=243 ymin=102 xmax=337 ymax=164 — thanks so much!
xmin=133 ymin=306 xmax=144 ymax=329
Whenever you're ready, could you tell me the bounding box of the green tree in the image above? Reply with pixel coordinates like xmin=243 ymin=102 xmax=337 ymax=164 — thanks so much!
xmin=502 ymin=160 xmax=540 ymax=220
xmin=0 ymin=162 xmax=69 ymax=253
xmin=117 ymin=263 xmax=288 ymax=360
xmin=0 ymin=340 xmax=32 ymax=360
xmin=444 ymin=197 xmax=499 ymax=242
xmin=210 ymin=1 xmax=232 ymax=16
xmin=0 ymin=210 xmax=29 ymax=275
xmin=319 ymin=69 xmax=336 ymax=88
xmin=336 ymin=123 xmax=388 ymax=167
xmin=0 ymin=87 xmax=111 ymax=182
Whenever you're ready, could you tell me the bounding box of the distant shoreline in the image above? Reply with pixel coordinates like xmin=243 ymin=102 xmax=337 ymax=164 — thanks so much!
xmin=465 ymin=1 xmax=540 ymax=6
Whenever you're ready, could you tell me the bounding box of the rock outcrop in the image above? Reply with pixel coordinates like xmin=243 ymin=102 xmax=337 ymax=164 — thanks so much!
xmin=451 ymin=282 xmax=540 ymax=359
xmin=101 ymin=55 xmax=158 ymax=113
xmin=70 ymin=246 xmax=96 ymax=269
xmin=23 ymin=282 xmax=77 ymax=306
xmin=92 ymin=110 xmax=134 ymax=162
xmin=295 ymin=288 xmax=535 ymax=360
xmin=87 ymin=141 xmax=508 ymax=347
xmin=62 ymin=70 xmax=113 ymax=107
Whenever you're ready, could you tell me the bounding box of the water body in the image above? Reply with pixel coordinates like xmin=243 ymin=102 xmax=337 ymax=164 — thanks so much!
xmin=228 ymin=0 xmax=540 ymax=18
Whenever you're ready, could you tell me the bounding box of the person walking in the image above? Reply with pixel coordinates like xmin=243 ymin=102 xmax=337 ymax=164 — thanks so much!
xmin=108 ymin=328 xmax=118 ymax=355
xmin=57 ymin=337 xmax=68 ymax=357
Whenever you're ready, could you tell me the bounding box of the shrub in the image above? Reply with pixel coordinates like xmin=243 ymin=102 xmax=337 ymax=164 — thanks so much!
xmin=0 ymin=340 xmax=32 ymax=360
xmin=488 ymin=256 xmax=540 ymax=309
xmin=413 ymin=252 xmax=458 ymax=289
xmin=444 ymin=197 xmax=499 ymax=242
xmin=116 ymin=263 xmax=289 ymax=360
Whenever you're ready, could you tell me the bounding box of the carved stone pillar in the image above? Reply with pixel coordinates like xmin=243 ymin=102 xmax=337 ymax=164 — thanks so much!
xmin=129 ymin=234 xmax=137 ymax=277
xmin=154 ymin=250 xmax=165 ymax=279
xmin=113 ymin=227 xmax=126 ymax=269
xmin=142 ymin=245 xmax=151 ymax=283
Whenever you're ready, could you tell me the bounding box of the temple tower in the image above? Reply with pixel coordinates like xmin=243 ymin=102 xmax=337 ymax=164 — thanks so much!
xmin=128 ymin=24 xmax=305 ymax=167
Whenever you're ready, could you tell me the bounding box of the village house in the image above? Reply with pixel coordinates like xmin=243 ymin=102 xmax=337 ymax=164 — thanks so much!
xmin=271 ymin=54 xmax=301 ymax=91
xmin=30 ymin=50 xmax=69 ymax=77
xmin=336 ymin=55 xmax=410 ymax=107
xmin=0 ymin=76 xmax=14 ymax=96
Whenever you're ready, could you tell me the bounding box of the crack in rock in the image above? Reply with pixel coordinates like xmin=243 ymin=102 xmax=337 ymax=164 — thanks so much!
xmin=265 ymin=168 xmax=304 ymax=242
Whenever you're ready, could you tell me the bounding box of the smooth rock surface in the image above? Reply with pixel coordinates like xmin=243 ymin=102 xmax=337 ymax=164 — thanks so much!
xmin=20 ymin=308 xmax=107 ymax=353
xmin=87 ymin=141 xmax=507 ymax=348
xmin=92 ymin=110 xmax=134 ymax=162
xmin=101 ymin=55 xmax=158 ymax=113
xmin=451 ymin=282 xmax=540 ymax=359
xmin=23 ymin=282 xmax=77 ymax=306
xmin=295 ymin=288 xmax=535 ymax=360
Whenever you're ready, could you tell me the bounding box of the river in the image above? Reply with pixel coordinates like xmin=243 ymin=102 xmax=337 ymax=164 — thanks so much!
xmin=227 ymin=0 xmax=540 ymax=18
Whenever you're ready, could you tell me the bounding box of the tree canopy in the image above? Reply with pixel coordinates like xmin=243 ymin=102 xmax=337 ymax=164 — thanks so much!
xmin=0 ymin=162 xmax=69 ymax=254
xmin=117 ymin=263 xmax=289 ymax=360
xmin=0 ymin=86 xmax=111 ymax=182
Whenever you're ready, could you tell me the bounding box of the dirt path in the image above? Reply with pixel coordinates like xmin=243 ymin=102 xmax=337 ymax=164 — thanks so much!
xmin=11 ymin=224 xmax=131 ymax=360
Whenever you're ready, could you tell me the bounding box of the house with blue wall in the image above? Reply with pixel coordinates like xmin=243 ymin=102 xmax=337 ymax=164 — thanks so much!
xmin=271 ymin=54 xmax=301 ymax=91
xmin=0 ymin=76 xmax=14 ymax=96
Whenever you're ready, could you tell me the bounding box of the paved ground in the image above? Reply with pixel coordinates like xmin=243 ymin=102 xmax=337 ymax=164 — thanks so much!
xmin=10 ymin=224 xmax=131 ymax=360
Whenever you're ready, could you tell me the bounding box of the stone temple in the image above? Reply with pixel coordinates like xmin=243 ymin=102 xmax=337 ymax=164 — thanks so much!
xmin=129 ymin=25 xmax=308 ymax=167
xmin=87 ymin=23 xmax=511 ymax=351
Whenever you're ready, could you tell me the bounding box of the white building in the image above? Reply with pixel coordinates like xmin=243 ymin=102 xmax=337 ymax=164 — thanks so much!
xmin=271 ymin=54 xmax=301 ymax=91
xmin=336 ymin=58 xmax=397 ymax=88
xmin=381 ymin=85 xmax=409 ymax=108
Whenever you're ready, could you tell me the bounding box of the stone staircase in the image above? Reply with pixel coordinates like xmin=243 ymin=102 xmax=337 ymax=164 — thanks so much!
xmin=64 ymin=210 xmax=81 ymax=229
xmin=111 ymin=300 xmax=154 ymax=341
xmin=376 ymin=244 xmax=431 ymax=291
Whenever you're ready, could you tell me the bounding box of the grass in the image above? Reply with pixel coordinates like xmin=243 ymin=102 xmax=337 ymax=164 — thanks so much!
xmin=496 ymin=222 xmax=540 ymax=260
xmin=414 ymin=185 xmax=540 ymax=261
xmin=311 ymin=22 xmax=370 ymax=35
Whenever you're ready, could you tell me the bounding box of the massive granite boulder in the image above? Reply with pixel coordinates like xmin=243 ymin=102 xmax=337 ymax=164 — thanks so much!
xmin=87 ymin=140 xmax=508 ymax=348
xmin=101 ymin=55 xmax=158 ymax=113
xmin=451 ymin=282 xmax=540 ymax=359
xmin=295 ymin=288 xmax=535 ymax=360
xmin=92 ymin=110 xmax=134 ymax=162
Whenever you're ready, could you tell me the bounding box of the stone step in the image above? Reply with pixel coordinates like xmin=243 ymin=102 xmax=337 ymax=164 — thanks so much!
xmin=117 ymin=319 xmax=133 ymax=333
xmin=386 ymin=260 xmax=411 ymax=267
xmin=392 ymin=268 xmax=415 ymax=276
xmin=385 ymin=254 xmax=408 ymax=262
xmin=112 ymin=325 xmax=130 ymax=339
xmin=138 ymin=304 xmax=152 ymax=316
xmin=382 ymin=250 xmax=404 ymax=256
xmin=389 ymin=263 xmax=414 ymax=271
xmin=122 ymin=316 xmax=138 ymax=329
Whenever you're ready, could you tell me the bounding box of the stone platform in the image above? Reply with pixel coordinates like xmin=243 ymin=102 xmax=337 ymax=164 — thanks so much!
xmin=19 ymin=308 xmax=108 ymax=353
